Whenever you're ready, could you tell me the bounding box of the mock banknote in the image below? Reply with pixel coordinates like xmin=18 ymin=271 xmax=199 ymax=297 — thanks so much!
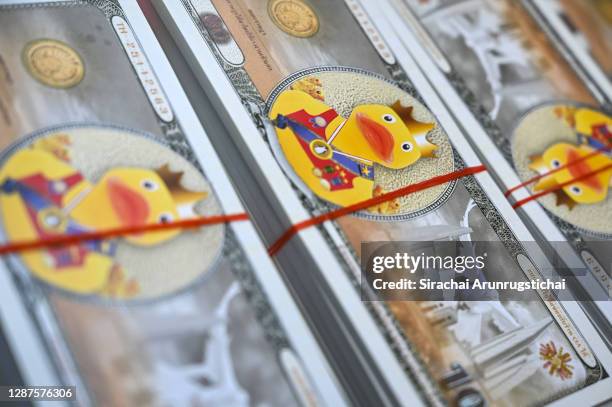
xmin=0 ymin=2 xmax=319 ymax=405
xmin=396 ymin=0 xmax=612 ymax=295
xmin=173 ymin=0 xmax=608 ymax=405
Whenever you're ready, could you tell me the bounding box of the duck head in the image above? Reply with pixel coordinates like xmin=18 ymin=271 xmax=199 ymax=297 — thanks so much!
xmin=330 ymin=101 xmax=437 ymax=169
xmin=529 ymin=143 xmax=612 ymax=208
xmin=72 ymin=164 xmax=207 ymax=245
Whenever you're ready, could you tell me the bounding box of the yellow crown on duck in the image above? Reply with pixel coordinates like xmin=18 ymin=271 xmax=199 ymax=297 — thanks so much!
xmin=390 ymin=101 xmax=438 ymax=157
xmin=155 ymin=164 xmax=208 ymax=210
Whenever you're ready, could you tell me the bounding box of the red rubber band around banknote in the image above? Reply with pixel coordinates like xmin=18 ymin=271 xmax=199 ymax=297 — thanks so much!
xmin=511 ymin=163 xmax=612 ymax=209
xmin=267 ymin=164 xmax=487 ymax=256
xmin=0 ymin=213 xmax=249 ymax=256
xmin=504 ymin=144 xmax=611 ymax=198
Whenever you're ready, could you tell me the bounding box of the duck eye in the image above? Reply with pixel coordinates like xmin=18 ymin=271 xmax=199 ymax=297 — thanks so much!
xmin=570 ymin=185 xmax=582 ymax=195
xmin=551 ymin=159 xmax=561 ymax=169
xmin=141 ymin=180 xmax=158 ymax=191
xmin=158 ymin=213 xmax=173 ymax=224
xmin=382 ymin=114 xmax=396 ymax=123
xmin=401 ymin=141 xmax=413 ymax=152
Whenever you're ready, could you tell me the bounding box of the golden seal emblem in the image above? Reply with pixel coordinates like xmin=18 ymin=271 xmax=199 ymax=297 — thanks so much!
xmin=23 ymin=39 xmax=84 ymax=89
xmin=268 ymin=0 xmax=319 ymax=38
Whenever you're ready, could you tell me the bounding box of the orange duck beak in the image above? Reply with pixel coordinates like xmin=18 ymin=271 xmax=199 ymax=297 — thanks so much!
xmin=107 ymin=177 xmax=150 ymax=226
xmin=356 ymin=112 xmax=395 ymax=164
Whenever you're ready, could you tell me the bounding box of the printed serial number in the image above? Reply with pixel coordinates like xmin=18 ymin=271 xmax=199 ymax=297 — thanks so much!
xmin=1 ymin=386 xmax=75 ymax=401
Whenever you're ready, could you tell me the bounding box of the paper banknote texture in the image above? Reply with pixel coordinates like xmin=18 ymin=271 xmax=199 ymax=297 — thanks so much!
xmin=394 ymin=0 xmax=612 ymax=296
xmin=0 ymin=2 xmax=325 ymax=405
xmin=169 ymin=0 xmax=611 ymax=405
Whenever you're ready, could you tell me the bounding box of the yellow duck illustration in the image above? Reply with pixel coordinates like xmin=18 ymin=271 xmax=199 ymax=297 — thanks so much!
xmin=0 ymin=135 xmax=207 ymax=297
xmin=528 ymin=107 xmax=611 ymax=209
xmin=269 ymin=88 xmax=437 ymax=208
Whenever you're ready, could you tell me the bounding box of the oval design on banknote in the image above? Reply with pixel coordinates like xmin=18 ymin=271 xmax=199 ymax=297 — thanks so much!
xmin=200 ymin=12 xmax=232 ymax=45
xmin=268 ymin=0 xmax=319 ymax=38
xmin=266 ymin=67 xmax=456 ymax=220
xmin=22 ymin=39 xmax=85 ymax=89
xmin=511 ymin=103 xmax=612 ymax=237
xmin=0 ymin=124 xmax=224 ymax=302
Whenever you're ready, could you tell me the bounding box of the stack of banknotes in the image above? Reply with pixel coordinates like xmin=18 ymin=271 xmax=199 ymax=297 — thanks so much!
xmin=0 ymin=0 xmax=610 ymax=406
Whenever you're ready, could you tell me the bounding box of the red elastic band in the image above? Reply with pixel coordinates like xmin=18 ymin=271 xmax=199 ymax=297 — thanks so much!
xmin=268 ymin=165 xmax=487 ymax=256
xmin=0 ymin=213 xmax=249 ymax=256
xmin=504 ymin=143 xmax=611 ymax=198
xmin=511 ymin=163 xmax=612 ymax=209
